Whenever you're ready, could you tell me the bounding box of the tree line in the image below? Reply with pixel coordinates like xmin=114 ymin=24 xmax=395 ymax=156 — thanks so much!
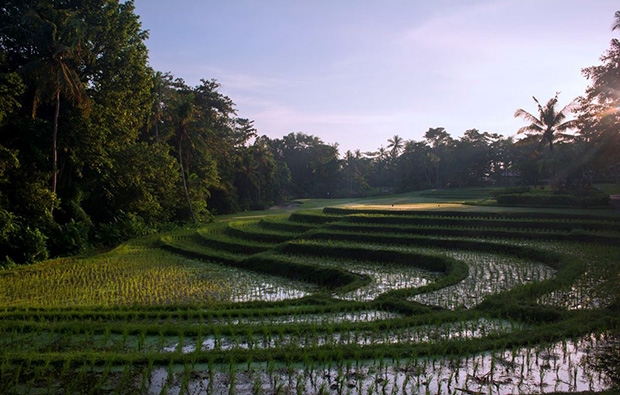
xmin=1 ymin=1 xmax=619 ymax=265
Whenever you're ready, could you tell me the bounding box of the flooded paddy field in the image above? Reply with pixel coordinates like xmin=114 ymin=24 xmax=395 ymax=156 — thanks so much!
xmin=1 ymin=207 xmax=618 ymax=393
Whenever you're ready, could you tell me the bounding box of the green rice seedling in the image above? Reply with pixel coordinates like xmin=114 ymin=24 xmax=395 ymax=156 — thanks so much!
xmin=296 ymin=374 xmax=305 ymax=395
xmin=0 ymin=249 xmax=231 ymax=308
xmin=253 ymin=374 xmax=264 ymax=394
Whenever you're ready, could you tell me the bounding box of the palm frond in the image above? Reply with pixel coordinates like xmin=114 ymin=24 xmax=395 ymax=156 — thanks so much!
xmin=557 ymin=132 xmax=576 ymax=141
xmin=514 ymin=108 xmax=541 ymax=125
xmin=516 ymin=124 xmax=543 ymax=134
xmin=556 ymin=119 xmax=578 ymax=131
xmin=532 ymin=96 xmax=544 ymax=117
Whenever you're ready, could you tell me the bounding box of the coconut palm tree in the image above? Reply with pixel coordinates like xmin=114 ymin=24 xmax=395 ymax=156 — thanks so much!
xmin=171 ymin=89 xmax=198 ymax=224
xmin=387 ymin=134 xmax=404 ymax=158
xmin=168 ymin=79 xmax=236 ymax=223
xmin=613 ymin=10 xmax=620 ymax=31
xmin=20 ymin=5 xmax=89 ymax=203
xmin=514 ymin=93 xmax=577 ymax=152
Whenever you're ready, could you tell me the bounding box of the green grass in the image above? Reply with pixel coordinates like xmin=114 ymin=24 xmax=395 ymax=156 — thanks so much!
xmin=596 ymin=182 xmax=620 ymax=195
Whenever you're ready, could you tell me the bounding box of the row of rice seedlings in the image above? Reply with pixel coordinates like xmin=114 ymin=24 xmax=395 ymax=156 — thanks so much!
xmin=323 ymin=222 xmax=620 ymax=244
xmin=311 ymin=226 xmax=581 ymax=253
xmin=0 ymin=310 xmax=520 ymax=356
xmin=538 ymin=275 xmax=610 ymax=310
xmin=158 ymin=318 xmax=524 ymax=353
xmin=536 ymin=243 xmax=620 ymax=310
xmin=0 ymin=328 xmax=156 ymax=354
xmin=337 ymin=211 xmax=619 ymax=226
xmin=289 ymin=236 xmax=556 ymax=309
xmin=405 ymin=248 xmax=556 ymax=310
xmin=195 ymin=228 xmax=275 ymax=255
xmin=225 ymin=220 xmax=301 ymax=243
xmin=0 ymin=301 xmax=366 ymax=327
xmin=161 ymin=234 xmax=347 ymax=299
xmin=160 ymin=233 xmax=240 ymax=262
xmin=466 ymin=238 xmax=617 ymax=310
xmin=3 ymin=306 xmax=616 ymax=389
xmin=278 ymin=253 xmax=440 ymax=301
xmin=257 ymin=217 xmax=319 ymax=233
xmin=11 ymin=332 xmax=607 ymax=395
xmin=297 ymin=226 xmax=567 ymax=269
xmin=328 ymin=221 xmax=574 ymax=234
xmin=282 ymin=237 xmax=558 ymax=308
xmin=246 ymin=334 xmax=609 ymax=395
xmin=205 ymin=309 xmax=401 ymax=326
xmin=287 ymin=210 xmax=343 ymax=224
xmin=341 ymin=213 xmax=620 ymax=233
xmin=175 ymin=258 xmax=315 ymax=303
xmin=323 ymin=206 xmax=620 ymax=223
xmin=0 ymin=359 xmax=149 ymax=394
xmin=0 ymin=249 xmax=230 ymax=308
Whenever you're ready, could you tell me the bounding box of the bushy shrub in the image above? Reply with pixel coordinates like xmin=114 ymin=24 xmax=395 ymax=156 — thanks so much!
xmin=495 ymin=191 xmax=610 ymax=207
xmin=48 ymin=220 xmax=91 ymax=256
xmin=489 ymin=185 xmax=610 ymax=208
xmin=95 ymin=211 xmax=158 ymax=246
xmin=0 ymin=209 xmax=48 ymax=266
xmin=489 ymin=186 xmax=530 ymax=198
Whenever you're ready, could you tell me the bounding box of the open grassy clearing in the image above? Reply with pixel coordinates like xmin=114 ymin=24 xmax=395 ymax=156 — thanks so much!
xmin=1 ymin=190 xmax=619 ymax=394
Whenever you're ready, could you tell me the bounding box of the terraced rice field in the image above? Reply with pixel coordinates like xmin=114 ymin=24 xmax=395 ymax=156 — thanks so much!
xmin=0 ymin=205 xmax=619 ymax=394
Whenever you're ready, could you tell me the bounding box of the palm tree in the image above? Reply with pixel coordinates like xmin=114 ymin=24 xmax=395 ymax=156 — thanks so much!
xmin=147 ymin=71 xmax=172 ymax=143
xmin=514 ymin=93 xmax=577 ymax=152
xmin=387 ymin=134 xmax=404 ymax=159
xmin=171 ymin=90 xmax=198 ymax=224
xmin=20 ymin=5 xmax=89 ymax=203
xmin=613 ymin=10 xmax=620 ymax=31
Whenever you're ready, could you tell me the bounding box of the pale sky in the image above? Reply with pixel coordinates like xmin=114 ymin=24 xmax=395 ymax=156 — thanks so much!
xmin=133 ymin=0 xmax=619 ymax=154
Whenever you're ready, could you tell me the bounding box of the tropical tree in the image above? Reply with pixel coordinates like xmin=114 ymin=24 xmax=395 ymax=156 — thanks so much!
xmin=387 ymin=134 xmax=404 ymax=160
xmin=163 ymin=78 xmax=237 ymax=222
xmin=423 ymin=127 xmax=453 ymax=187
xmin=577 ymin=12 xmax=620 ymax=182
xmin=20 ymin=4 xmax=89 ymax=202
xmin=169 ymin=86 xmax=198 ymax=223
xmin=146 ymin=71 xmax=173 ymax=142
xmin=341 ymin=149 xmax=370 ymax=196
xmin=514 ymin=93 xmax=577 ymax=152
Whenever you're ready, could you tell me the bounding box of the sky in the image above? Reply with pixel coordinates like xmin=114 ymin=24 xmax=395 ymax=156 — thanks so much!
xmin=133 ymin=0 xmax=619 ymax=154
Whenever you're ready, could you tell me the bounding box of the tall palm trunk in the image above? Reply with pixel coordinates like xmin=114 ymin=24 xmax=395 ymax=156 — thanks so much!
xmin=154 ymin=108 xmax=159 ymax=142
xmin=51 ymin=89 xmax=60 ymax=211
xmin=177 ymin=135 xmax=197 ymax=224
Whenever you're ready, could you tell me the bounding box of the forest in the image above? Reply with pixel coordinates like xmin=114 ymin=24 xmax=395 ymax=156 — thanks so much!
xmin=1 ymin=0 xmax=619 ymax=266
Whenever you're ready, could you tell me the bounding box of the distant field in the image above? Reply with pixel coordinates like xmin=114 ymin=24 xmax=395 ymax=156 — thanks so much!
xmin=1 ymin=189 xmax=619 ymax=394
xmin=596 ymin=182 xmax=620 ymax=195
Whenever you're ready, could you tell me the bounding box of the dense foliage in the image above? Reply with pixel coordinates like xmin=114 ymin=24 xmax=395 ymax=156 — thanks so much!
xmin=1 ymin=1 xmax=619 ymax=265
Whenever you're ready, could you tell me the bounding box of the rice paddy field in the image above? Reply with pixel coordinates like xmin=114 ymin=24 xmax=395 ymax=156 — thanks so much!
xmin=1 ymin=192 xmax=619 ymax=394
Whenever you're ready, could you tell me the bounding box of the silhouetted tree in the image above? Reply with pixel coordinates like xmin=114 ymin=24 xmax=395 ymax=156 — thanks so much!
xmin=514 ymin=93 xmax=577 ymax=152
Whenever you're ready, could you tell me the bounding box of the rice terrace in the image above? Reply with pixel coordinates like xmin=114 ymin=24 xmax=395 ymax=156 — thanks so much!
xmin=1 ymin=190 xmax=619 ymax=394
xmin=2 ymin=1 xmax=620 ymax=394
